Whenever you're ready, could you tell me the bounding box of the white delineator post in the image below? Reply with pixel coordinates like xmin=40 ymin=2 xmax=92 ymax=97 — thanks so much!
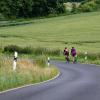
xmin=85 ymin=52 xmax=87 ymax=60
xmin=47 ymin=57 xmax=50 ymax=66
xmin=13 ymin=51 xmax=18 ymax=71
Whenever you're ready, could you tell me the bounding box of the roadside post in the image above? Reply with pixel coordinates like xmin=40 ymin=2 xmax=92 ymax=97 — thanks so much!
xmin=85 ymin=52 xmax=87 ymax=60
xmin=47 ymin=57 xmax=50 ymax=66
xmin=13 ymin=51 xmax=18 ymax=71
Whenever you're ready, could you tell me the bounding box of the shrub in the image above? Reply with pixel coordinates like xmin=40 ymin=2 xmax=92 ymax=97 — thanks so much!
xmin=4 ymin=45 xmax=22 ymax=53
xmin=71 ymin=3 xmax=78 ymax=13
xmin=21 ymin=47 xmax=33 ymax=54
xmin=0 ymin=13 xmax=5 ymax=21
xmin=3 ymin=45 xmax=33 ymax=54
xmin=95 ymin=0 xmax=100 ymax=4
xmin=3 ymin=45 xmax=61 ymax=56
xmin=78 ymin=0 xmax=98 ymax=12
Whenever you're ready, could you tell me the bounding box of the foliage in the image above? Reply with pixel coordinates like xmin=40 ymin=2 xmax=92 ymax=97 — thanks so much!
xmin=0 ymin=0 xmax=66 ymax=18
xmin=78 ymin=0 xmax=100 ymax=12
xmin=64 ymin=0 xmax=85 ymax=2
xmin=78 ymin=52 xmax=100 ymax=60
xmin=0 ymin=57 xmax=58 ymax=91
xmin=71 ymin=3 xmax=78 ymax=13
xmin=3 ymin=45 xmax=61 ymax=56
xmin=0 ymin=13 xmax=5 ymax=20
xmin=3 ymin=45 xmax=33 ymax=54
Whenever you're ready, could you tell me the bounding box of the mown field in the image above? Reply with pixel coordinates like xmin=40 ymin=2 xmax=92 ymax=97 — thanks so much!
xmin=0 ymin=11 xmax=100 ymax=53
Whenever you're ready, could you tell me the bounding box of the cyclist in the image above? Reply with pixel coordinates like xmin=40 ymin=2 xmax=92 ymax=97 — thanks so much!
xmin=63 ymin=47 xmax=70 ymax=63
xmin=71 ymin=47 xmax=77 ymax=63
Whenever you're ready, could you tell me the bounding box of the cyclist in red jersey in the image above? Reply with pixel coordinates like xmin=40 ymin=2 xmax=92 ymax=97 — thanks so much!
xmin=63 ymin=47 xmax=70 ymax=63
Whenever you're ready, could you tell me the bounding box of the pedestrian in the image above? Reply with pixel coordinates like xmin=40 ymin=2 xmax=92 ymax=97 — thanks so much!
xmin=63 ymin=47 xmax=70 ymax=63
xmin=71 ymin=47 xmax=77 ymax=63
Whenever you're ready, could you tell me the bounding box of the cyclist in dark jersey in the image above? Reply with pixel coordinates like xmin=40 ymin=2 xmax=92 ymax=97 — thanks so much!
xmin=63 ymin=47 xmax=70 ymax=63
xmin=71 ymin=47 xmax=77 ymax=63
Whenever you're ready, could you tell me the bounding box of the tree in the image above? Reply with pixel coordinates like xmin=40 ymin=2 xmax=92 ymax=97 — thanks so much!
xmin=0 ymin=0 xmax=66 ymax=18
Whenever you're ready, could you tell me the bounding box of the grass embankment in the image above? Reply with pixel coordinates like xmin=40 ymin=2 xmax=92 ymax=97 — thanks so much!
xmin=0 ymin=56 xmax=58 ymax=92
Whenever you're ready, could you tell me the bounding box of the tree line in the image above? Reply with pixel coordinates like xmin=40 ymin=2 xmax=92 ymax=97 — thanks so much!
xmin=78 ymin=0 xmax=100 ymax=12
xmin=65 ymin=0 xmax=100 ymax=14
xmin=0 ymin=0 xmax=66 ymax=18
xmin=0 ymin=0 xmax=100 ymax=19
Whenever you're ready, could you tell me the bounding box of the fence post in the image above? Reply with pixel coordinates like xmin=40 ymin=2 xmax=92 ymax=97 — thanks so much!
xmin=85 ymin=52 xmax=87 ymax=60
xmin=13 ymin=51 xmax=18 ymax=71
xmin=47 ymin=57 xmax=50 ymax=66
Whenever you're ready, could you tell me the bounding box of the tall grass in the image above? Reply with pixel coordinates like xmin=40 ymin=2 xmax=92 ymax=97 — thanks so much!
xmin=3 ymin=45 xmax=100 ymax=65
xmin=78 ymin=52 xmax=100 ymax=60
xmin=51 ymin=52 xmax=100 ymax=65
xmin=0 ymin=56 xmax=58 ymax=91
xmin=77 ymin=52 xmax=100 ymax=64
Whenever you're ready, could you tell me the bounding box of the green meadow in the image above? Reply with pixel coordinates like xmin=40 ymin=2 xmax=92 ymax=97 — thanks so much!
xmin=0 ymin=11 xmax=100 ymax=53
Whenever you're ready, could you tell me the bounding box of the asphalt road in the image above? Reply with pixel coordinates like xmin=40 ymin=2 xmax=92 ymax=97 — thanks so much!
xmin=0 ymin=61 xmax=100 ymax=100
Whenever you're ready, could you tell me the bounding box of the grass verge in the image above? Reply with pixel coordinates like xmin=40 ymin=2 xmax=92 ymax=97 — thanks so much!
xmin=0 ymin=56 xmax=58 ymax=92
xmin=51 ymin=52 xmax=100 ymax=65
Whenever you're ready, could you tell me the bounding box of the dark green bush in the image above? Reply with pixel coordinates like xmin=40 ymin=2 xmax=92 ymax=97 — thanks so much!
xmin=78 ymin=0 xmax=99 ymax=12
xmin=0 ymin=13 xmax=5 ymax=21
xmin=3 ymin=45 xmax=61 ymax=56
xmin=4 ymin=45 xmax=22 ymax=53
xmin=22 ymin=47 xmax=33 ymax=54
xmin=95 ymin=0 xmax=100 ymax=4
xmin=3 ymin=45 xmax=33 ymax=54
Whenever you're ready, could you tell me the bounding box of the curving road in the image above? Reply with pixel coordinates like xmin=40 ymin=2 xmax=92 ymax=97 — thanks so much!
xmin=0 ymin=61 xmax=100 ymax=100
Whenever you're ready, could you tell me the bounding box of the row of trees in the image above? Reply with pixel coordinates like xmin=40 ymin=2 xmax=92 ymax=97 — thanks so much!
xmin=0 ymin=0 xmax=100 ymax=19
xmin=0 ymin=0 xmax=66 ymax=18
xmin=65 ymin=0 xmax=100 ymax=13
xmin=78 ymin=0 xmax=100 ymax=12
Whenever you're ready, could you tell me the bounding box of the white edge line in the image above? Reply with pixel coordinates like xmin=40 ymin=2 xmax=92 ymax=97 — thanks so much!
xmin=0 ymin=69 xmax=60 ymax=94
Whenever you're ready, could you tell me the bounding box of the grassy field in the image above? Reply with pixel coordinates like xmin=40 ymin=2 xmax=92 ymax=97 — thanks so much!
xmin=0 ymin=11 xmax=100 ymax=53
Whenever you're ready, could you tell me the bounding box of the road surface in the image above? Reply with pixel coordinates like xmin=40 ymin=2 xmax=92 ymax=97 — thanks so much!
xmin=0 ymin=61 xmax=100 ymax=100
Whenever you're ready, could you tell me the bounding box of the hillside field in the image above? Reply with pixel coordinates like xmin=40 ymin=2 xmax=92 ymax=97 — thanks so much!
xmin=0 ymin=12 xmax=100 ymax=53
